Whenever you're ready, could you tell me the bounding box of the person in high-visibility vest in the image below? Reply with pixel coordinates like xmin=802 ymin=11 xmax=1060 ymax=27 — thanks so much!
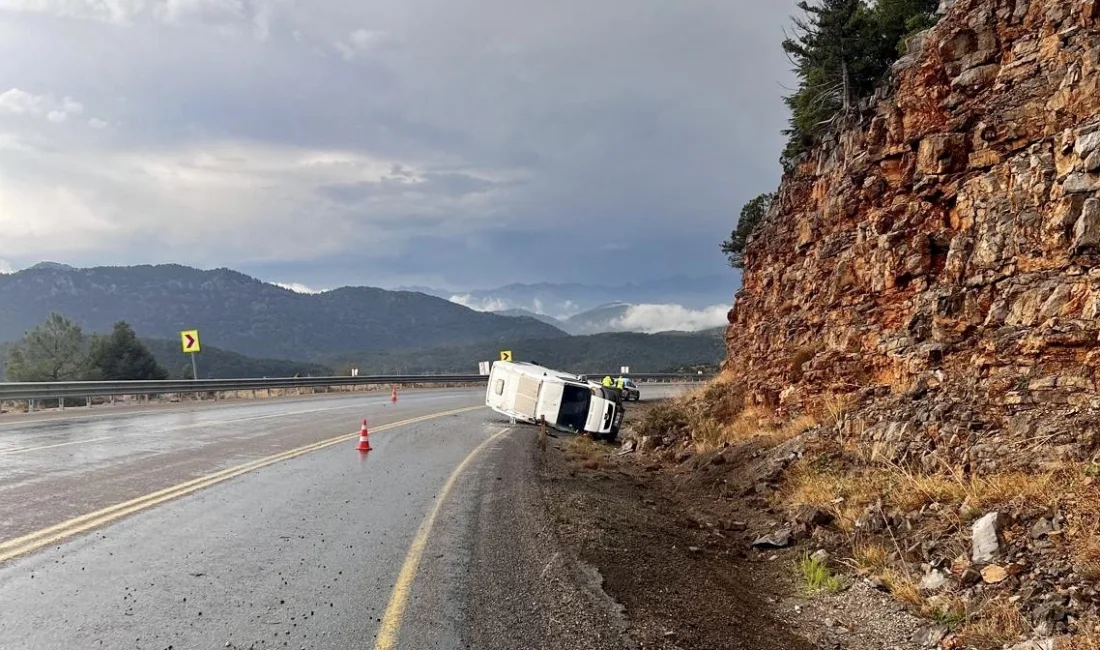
xmin=616 ymin=377 xmax=625 ymax=389
xmin=602 ymin=376 xmax=613 ymax=387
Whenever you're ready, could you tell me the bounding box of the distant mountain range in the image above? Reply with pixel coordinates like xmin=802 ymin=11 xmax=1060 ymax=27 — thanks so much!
xmin=445 ymin=274 xmax=740 ymax=319
xmin=0 ymin=263 xmax=565 ymax=360
xmin=323 ymin=329 xmax=724 ymax=375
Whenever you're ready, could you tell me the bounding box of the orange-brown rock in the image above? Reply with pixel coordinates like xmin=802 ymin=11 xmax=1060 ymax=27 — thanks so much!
xmin=726 ymin=0 xmax=1100 ymax=471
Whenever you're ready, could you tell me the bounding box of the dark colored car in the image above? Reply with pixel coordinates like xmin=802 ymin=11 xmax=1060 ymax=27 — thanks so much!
xmin=621 ymin=379 xmax=640 ymax=402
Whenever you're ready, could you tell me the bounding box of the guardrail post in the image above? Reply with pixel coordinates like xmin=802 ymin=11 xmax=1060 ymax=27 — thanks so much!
xmin=86 ymin=397 xmax=91 ymax=408
xmin=59 ymin=398 xmax=65 ymax=411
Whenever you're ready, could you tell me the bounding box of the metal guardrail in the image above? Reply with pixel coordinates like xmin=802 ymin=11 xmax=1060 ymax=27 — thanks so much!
xmin=0 ymin=372 xmax=710 ymax=403
xmin=0 ymin=375 xmax=485 ymax=402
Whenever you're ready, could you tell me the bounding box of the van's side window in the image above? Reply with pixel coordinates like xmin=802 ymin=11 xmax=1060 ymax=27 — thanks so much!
xmin=494 ymin=379 xmax=505 ymax=395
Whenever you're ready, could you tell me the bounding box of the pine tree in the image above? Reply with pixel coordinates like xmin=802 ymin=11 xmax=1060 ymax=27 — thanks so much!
xmin=722 ymin=193 xmax=777 ymax=269
xmin=5 ymin=313 xmax=91 ymax=381
xmin=88 ymin=321 xmax=169 ymax=381
xmin=780 ymin=0 xmax=940 ymax=169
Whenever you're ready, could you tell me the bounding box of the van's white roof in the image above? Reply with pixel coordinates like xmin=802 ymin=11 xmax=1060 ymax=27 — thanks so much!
xmin=496 ymin=360 xmax=581 ymax=382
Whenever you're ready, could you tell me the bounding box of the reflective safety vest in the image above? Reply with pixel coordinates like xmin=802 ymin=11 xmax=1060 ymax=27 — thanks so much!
xmin=602 ymin=376 xmax=613 ymax=387
xmin=616 ymin=377 xmax=625 ymax=389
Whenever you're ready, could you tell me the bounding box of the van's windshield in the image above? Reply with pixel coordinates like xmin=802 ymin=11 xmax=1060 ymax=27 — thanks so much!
xmin=558 ymin=384 xmax=592 ymax=431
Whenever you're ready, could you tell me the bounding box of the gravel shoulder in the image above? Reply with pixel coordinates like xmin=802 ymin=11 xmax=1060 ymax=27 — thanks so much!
xmin=461 ymin=425 xmax=633 ymax=650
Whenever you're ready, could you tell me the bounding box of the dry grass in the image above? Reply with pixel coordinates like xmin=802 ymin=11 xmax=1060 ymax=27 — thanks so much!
xmin=808 ymin=391 xmax=857 ymax=430
xmin=956 ymin=599 xmax=1031 ymax=649
xmin=636 ymin=375 xmax=856 ymax=455
xmin=721 ymin=405 xmax=780 ymax=443
xmin=781 ymin=457 xmax=1070 ymax=533
xmin=1057 ymin=621 xmax=1100 ymax=649
xmin=780 ymin=463 xmax=888 ymax=532
xmin=1074 ymin=536 xmax=1100 ymax=582
xmin=777 ymin=459 xmax=1100 ymax=648
xmin=878 ymin=569 xmax=922 ymax=607
xmin=852 ymin=541 xmax=890 ymax=572
xmin=889 ymin=466 xmax=1064 ymax=516
xmin=564 ymin=436 xmax=606 ymax=469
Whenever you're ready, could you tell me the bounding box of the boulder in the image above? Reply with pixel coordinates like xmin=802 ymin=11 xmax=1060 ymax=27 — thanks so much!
xmin=972 ymin=512 xmax=1004 ymax=563
xmin=751 ymin=529 xmax=793 ymax=549
xmin=920 ymin=569 xmax=950 ymax=592
xmin=793 ymin=505 xmax=835 ymax=528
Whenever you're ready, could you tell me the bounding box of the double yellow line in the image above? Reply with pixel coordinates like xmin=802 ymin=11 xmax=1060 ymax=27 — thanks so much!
xmin=0 ymin=405 xmax=483 ymax=564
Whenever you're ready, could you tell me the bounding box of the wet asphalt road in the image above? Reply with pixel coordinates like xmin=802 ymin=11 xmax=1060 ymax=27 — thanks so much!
xmin=0 ymin=385 xmax=686 ymax=649
xmin=0 ymin=389 xmax=482 ymax=541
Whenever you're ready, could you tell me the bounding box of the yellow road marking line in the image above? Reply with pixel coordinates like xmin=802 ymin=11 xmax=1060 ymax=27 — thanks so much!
xmin=0 ymin=436 xmax=115 ymax=456
xmin=373 ymin=426 xmax=513 ymax=650
xmin=0 ymin=406 xmax=484 ymax=564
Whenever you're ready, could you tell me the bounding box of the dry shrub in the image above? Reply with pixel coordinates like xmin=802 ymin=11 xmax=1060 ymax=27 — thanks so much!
xmin=564 ymin=436 xmax=605 ymax=468
xmin=1058 ymin=620 xmax=1100 ymax=649
xmin=1074 ymin=536 xmax=1100 ymax=582
xmin=789 ymin=344 xmax=820 ymax=382
xmin=811 ymin=391 xmax=856 ymax=429
xmin=956 ymin=598 xmax=1030 ymax=649
xmin=701 ymin=379 xmax=747 ymax=423
xmin=635 ymin=379 xmax=791 ymax=450
xmin=635 ymin=399 xmax=695 ymax=439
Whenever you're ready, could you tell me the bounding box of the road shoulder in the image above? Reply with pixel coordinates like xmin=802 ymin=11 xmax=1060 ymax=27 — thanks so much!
xmin=461 ymin=426 xmax=633 ymax=650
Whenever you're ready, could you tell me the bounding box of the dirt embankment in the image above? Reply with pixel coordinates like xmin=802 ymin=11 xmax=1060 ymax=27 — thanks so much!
xmin=535 ymin=398 xmax=927 ymax=650
xmin=599 ymin=384 xmax=1100 ymax=650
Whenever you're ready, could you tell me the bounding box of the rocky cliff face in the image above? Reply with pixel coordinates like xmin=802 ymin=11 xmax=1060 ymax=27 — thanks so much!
xmin=726 ymin=0 xmax=1100 ymax=471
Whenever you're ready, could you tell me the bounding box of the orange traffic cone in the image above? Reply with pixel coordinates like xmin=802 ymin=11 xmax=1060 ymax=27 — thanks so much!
xmin=356 ymin=419 xmax=372 ymax=452
xmin=391 ymin=386 xmax=398 ymax=404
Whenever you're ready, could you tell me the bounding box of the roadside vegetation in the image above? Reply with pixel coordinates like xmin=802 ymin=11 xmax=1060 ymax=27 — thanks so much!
xmin=564 ymin=435 xmax=607 ymax=471
xmin=634 ymin=384 xmax=1100 ymax=648
xmin=4 ymin=313 xmax=167 ymax=382
xmin=799 ymin=553 xmax=844 ymax=595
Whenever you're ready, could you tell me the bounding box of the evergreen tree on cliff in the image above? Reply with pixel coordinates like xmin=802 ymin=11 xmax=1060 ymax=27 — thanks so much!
xmin=781 ymin=0 xmax=939 ymax=169
xmin=722 ymin=193 xmax=776 ymax=269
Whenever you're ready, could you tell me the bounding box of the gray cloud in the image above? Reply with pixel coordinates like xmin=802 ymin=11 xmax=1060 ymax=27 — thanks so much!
xmin=0 ymin=0 xmax=799 ymax=289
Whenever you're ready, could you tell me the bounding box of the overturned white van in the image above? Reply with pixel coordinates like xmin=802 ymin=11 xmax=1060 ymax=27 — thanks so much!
xmin=485 ymin=361 xmax=624 ymax=440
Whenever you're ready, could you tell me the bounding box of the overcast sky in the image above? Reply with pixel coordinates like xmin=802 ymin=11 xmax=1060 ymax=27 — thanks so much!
xmin=0 ymin=0 xmax=798 ymax=292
